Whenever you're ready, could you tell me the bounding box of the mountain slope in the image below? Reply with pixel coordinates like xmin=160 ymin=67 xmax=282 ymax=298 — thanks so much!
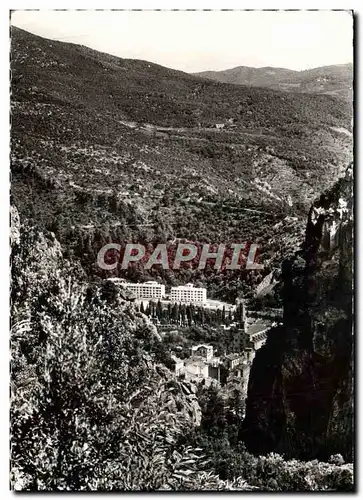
xmin=10 ymin=27 xmax=353 ymax=299
xmin=195 ymin=66 xmax=297 ymax=87
xmin=194 ymin=63 xmax=353 ymax=98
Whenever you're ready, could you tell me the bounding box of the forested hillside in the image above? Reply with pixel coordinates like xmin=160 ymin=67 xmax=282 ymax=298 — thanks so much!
xmin=10 ymin=24 xmax=354 ymax=492
xmin=194 ymin=63 xmax=353 ymax=98
xmin=10 ymin=210 xmax=353 ymax=491
xmin=11 ymin=27 xmax=353 ymax=300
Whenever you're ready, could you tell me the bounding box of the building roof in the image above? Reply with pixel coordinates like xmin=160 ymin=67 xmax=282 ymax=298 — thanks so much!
xmin=225 ymin=353 xmax=242 ymax=361
xmin=185 ymin=359 xmax=206 ymax=368
xmin=247 ymin=321 xmax=270 ymax=336
xmin=192 ymin=344 xmax=213 ymax=351
xmin=171 ymin=354 xmax=183 ymax=363
xmin=256 ymin=283 xmax=275 ymax=298
xmin=122 ymin=280 xmax=163 ymax=287
xmin=171 ymin=284 xmax=206 ymax=291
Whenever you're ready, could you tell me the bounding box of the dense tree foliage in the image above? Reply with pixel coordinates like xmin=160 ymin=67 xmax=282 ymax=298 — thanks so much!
xmin=10 ymin=26 xmax=353 ymax=491
xmin=139 ymin=299 xmax=245 ymax=327
xmin=11 ymin=218 xmax=208 ymax=491
xmin=180 ymin=385 xmax=354 ymax=491
xmin=10 ymin=214 xmax=353 ymax=491
xmin=11 ymin=27 xmax=352 ymax=303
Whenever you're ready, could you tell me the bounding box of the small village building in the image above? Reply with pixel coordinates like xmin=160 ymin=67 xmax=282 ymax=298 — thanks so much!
xmin=190 ymin=344 xmax=214 ymax=361
xmin=224 ymin=353 xmax=244 ymax=370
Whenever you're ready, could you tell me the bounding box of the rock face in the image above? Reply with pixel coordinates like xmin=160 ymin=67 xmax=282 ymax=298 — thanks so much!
xmin=241 ymin=166 xmax=353 ymax=461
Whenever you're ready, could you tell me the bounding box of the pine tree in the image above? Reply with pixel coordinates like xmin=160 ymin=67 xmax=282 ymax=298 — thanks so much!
xmin=200 ymin=307 xmax=205 ymax=325
xmin=228 ymin=309 xmax=233 ymax=325
xmin=222 ymin=306 xmax=226 ymax=324
xmin=156 ymin=299 xmax=163 ymax=321
xmin=171 ymin=303 xmax=179 ymax=324
xmin=167 ymin=302 xmax=172 ymax=324
xmin=180 ymin=304 xmax=186 ymax=326
xmin=186 ymin=305 xmax=192 ymax=327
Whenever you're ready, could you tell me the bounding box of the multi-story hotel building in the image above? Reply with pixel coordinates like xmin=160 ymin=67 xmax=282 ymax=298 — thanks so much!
xmin=125 ymin=281 xmax=165 ymax=300
xmin=107 ymin=278 xmax=165 ymax=300
xmin=170 ymin=283 xmax=207 ymax=304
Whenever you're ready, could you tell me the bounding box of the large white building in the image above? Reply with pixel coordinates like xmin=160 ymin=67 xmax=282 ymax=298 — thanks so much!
xmin=170 ymin=283 xmax=207 ymax=304
xmin=125 ymin=281 xmax=165 ymax=300
xmin=107 ymin=278 xmax=165 ymax=300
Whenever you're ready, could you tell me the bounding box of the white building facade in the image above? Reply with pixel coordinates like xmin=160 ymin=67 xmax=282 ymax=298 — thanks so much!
xmin=126 ymin=281 xmax=165 ymax=299
xmin=170 ymin=283 xmax=207 ymax=303
xmin=108 ymin=279 xmax=165 ymax=300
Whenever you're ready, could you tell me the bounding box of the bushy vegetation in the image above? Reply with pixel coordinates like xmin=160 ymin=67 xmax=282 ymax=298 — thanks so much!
xmin=11 ymin=218 xmax=205 ymax=491
xmin=180 ymin=385 xmax=354 ymax=492
xmin=139 ymin=299 xmax=245 ymax=326
xmin=195 ymin=63 xmax=353 ymax=99
xmin=11 ymin=27 xmax=352 ymax=131
xmin=10 ymin=216 xmax=354 ymax=491
xmin=11 ymin=27 xmax=352 ymax=302
xmin=10 ymin=27 xmax=354 ymax=492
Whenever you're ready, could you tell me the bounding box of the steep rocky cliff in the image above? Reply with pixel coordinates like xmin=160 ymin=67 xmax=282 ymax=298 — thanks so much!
xmin=241 ymin=166 xmax=353 ymax=461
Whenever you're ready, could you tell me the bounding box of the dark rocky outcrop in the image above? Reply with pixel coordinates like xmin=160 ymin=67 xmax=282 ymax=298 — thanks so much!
xmin=241 ymin=166 xmax=353 ymax=461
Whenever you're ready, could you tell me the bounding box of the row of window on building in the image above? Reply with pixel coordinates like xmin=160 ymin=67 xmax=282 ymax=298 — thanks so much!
xmin=107 ymin=278 xmax=207 ymax=303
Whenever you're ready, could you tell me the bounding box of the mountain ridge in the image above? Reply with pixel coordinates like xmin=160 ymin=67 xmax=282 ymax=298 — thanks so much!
xmin=193 ymin=63 xmax=353 ymax=98
xmin=10 ymin=26 xmax=353 ymax=300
